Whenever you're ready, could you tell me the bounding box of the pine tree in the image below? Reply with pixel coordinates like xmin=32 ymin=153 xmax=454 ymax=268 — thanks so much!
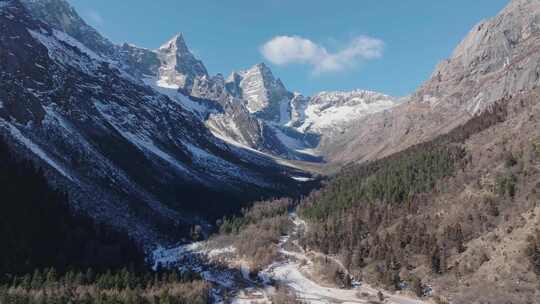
xmin=45 ymin=268 xmax=57 ymax=286
xmin=86 ymin=268 xmax=95 ymax=284
xmin=21 ymin=274 xmax=31 ymax=291
xmin=410 ymin=276 xmax=423 ymax=297
xmin=31 ymin=269 xmax=43 ymax=289
xmin=431 ymin=246 xmax=441 ymax=274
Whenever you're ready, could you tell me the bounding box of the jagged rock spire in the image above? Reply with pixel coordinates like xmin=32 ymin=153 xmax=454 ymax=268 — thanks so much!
xmin=225 ymin=63 xmax=292 ymax=121
xmin=156 ymin=33 xmax=208 ymax=91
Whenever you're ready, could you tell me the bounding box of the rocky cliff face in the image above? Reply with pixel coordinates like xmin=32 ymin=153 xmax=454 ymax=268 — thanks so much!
xmin=226 ymin=63 xmax=293 ymax=122
xmin=213 ymin=63 xmax=399 ymax=161
xmin=20 ymin=0 xmax=115 ymax=56
xmin=416 ymin=0 xmax=540 ymax=114
xmin=156 ymin=34 xmax=208 ymax=91
xmin=327 ymin=0 xmax=540 ymax=164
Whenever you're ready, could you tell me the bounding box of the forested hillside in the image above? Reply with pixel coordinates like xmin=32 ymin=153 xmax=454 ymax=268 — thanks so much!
xmin=0 ymin=268 xmax=210 ymax=304
xmin=0 ymin=137 xmax=144 ymax=277
xmin=0 ymin=136 xmax=213 ymax=303
xmin=203 ymin=92 xmax=538 ymax=302
xmin=294 ymin=93 xmax=540 ymax=302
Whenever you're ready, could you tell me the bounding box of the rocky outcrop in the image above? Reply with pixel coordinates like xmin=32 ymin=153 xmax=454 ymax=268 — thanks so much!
xmin=226 ymin=63 xmax=293 ymax=122
xmin=15 ymin=0 xmax=402 ymax=166
xmin=20 ymin=0 xmax=116 ymax=56
xmin=327 ymin=0 xmax=540 ymax=164
xmin=156 ymin=34 xmax=208 ymax=91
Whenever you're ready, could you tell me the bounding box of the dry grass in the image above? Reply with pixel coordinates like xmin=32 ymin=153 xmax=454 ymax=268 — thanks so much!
xmin=418 ymin=92 xmax=540 ymax=302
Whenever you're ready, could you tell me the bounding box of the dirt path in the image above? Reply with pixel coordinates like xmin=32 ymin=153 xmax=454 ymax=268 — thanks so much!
xmin=236 ymin=213 xmax=426 ymax=304
xmin=153 ymin=214 xmax=426 ymax=304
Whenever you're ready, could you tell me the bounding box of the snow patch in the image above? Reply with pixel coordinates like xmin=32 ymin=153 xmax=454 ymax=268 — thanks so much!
xmin=207 ymin=246 xmax=235 ymax=258
xmin=291 ymin=176 xmax=313 ymax=182
xmin=183 ymin=141 xmax=269 ymax=187
xmin=94 ymin=101 xmax=191 ymax=175
xmin=143 ymin=76 xmax=211 ymax=115
xmin=152 ymin=242 xmax=237 ymax=290
xmin=52 ymin=30 xmax=110 ymax=63
xmin=152 ymin=242 xmax=202 ymax=270
xmin=3 ymin=122 xmax=73 ymax=181
xmin=43 ymin=106 xmax=74 ymax=133
xmin=298 ymin=91 xmax=396 ymax=133
xmin=29 ymin=29 xmax=100 ymax=74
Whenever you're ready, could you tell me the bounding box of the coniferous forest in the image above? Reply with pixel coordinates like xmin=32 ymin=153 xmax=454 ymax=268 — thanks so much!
xmin=0 ymin=137 xmax=210 ymax=303
xmin=0 ymin=137 xmax=144 ymax=277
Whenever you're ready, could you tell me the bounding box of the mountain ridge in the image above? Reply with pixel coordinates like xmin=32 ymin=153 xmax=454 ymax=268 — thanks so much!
xmin=322 ymin=0 xmax=540 ymax=164
xmin=0 ymin=0 xmax=315 ymax=246
xmin=17 ymin=0 xmax=398 ymax=164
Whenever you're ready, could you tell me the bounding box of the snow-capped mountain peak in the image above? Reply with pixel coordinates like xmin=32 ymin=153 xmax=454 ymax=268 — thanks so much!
xmin=226 ymin=62 xmax=292 ymax=121
xmin=1 ymin=0 xmax=311 ymax=244
xmin=310 ymin=90 xmax=394 ymax=106
xmin=15 ymin=0 xmax=401 ymax=165
xmin=290 ymin=89 xmax=397 ymax=134
xmin=156 ymin=33 xmax=208 ymax=91
xmin=159 ymin=33 xmax=189 ymax=53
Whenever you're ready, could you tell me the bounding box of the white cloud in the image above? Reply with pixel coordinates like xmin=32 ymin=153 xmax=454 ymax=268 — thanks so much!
xmin=260 ymin=35 xmax=384 ymax=74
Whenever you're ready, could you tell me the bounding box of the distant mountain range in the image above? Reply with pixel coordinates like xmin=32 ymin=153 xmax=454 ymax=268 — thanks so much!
xmin=4 ymin=0 xmax=540 ymax=302
xmin=5 ymin=0 xmax=539 ymax=251
xmin=0 ymin=0 xmax=402 ymax=245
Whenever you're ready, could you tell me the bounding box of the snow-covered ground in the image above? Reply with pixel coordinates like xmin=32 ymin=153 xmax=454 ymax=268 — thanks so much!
xmin=151 ymin=214 xmax=425 ymax=304
xmin=293 ymin=90 xmax=397 ymax=135
xmin=2 ymin=121 xmax=74 ymax=181
xmin=142 ymin=76 xmax=213 ymax=117
xmin=249 ymin=214 xmax=424 ymax=304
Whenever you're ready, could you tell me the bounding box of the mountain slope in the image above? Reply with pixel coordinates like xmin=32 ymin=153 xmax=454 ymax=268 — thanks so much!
xmin=17 ymin=1 xmax=400 ymax=166
xmin=226 ymin=63 xmax=292 ymax=122
xmin=0 ymin=135 xmax=145 ymax=276
xmin=298 ymin=88 xmax=540 ymax=304
xmin=328 ymin=0 xmax=540 ymax=164
xmin=0 ymin=0 xmax=313 ymax=245
xmin=291 ymin=1 xmax=540 ymax=302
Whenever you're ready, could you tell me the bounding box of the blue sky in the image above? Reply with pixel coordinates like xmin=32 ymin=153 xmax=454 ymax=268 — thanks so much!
xmin=67 ymin=0 xmax=508 ymax=97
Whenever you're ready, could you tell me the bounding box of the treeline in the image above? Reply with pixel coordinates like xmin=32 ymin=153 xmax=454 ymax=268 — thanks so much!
xmin=0 ymin=268 xmax=209 ymax=304
xmin=295 ymin=102 xmax=512 ymax=292
xmin=219 ymin=197 xmax=293 ymax=234
xmin=300 ymin=144 xmax=465 ymax=220
xmin=0 ymin=136 xmax=211 ymax=303
xmin=527 ymin=229 xmax=540 ymax=275
xmin=0 ymin=136 xmax=145 ymax=278
xmin=299 ymin=99 xmax=509 ymax=221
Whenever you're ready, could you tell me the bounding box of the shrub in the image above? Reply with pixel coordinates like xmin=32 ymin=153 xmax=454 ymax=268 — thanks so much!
xmin=526 ymin=229 xmax=540 ymax=275
xmin=495 ymin=173 xmax=517 ymax=198
xmin=504 ymin=152 xmax=518 ymax=168
xmin=271 ymin=286 xmax=303 ymax=304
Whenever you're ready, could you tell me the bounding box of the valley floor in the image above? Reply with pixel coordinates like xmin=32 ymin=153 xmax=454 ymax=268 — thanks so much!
xmin=152 ymin=214 xmax=425 ymax=304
